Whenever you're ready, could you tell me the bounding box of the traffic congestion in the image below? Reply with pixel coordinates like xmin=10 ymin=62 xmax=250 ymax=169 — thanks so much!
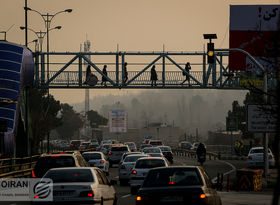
xmin=28 ymin=139 xmax=225 ymax=205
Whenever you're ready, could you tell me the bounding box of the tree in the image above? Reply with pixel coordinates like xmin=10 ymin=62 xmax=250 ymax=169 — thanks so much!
xmin=56 ymin=104 xmax=83 ymax=140
xmin=28 ymin=88 xmax=61 ymax=154
xmin=86 ymin=110 xmax=108 ymax=128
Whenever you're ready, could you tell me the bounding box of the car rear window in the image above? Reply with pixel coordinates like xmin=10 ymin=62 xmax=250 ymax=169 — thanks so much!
xmin=71 ymin=141 xmax=81 ymax=145
xmin=143 ymin=168 xmax=203 ymax=187
xmin=135 ymin=159 xmax=166 ymax=168
xmin=150 ymin=141 xmax=162 ymax=146
xmin=159 ymin=147 xmax=171 ymax=152
xmin=35 ymin=156 xmax=75 ymax=169
xmin=82 ymin=153 xmax=102 ymax=161
xmin=124 ymin=155 xmax=146 ymax=162
xmin=144 ymin=148 xmax=161 ymax=153
xmin=44 ymin=169 xmax=94 ymax=183
xmin=111 ymin=146 xmax=128 ymax=151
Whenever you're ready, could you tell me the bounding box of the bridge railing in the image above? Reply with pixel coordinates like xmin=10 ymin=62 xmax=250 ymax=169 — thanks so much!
xmin=173 ymin=148 xmax=220 ymax=160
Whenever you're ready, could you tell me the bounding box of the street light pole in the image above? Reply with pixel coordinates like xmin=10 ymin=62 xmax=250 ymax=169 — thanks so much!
xmin=25 ymin=0 xmax=28 ymax=47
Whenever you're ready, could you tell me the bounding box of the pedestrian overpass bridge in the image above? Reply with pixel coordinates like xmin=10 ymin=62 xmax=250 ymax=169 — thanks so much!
xmin=33 ymin=51 xmax=276 ymax=89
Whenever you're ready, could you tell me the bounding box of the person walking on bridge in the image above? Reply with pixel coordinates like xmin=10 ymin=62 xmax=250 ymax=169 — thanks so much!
xmin=150 ymin=65 xmax=158 ymax=86
xmin=123 ymin=62 xmax=128 ymax=84
xmin=101 ymin=65 xmax=108 ymax=86
xmin=182 ymin=62 xmax=191 ymax=86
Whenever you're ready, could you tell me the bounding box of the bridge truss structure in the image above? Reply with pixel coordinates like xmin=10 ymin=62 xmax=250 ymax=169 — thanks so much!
xmin=33 ymin=51 xmax=276 ymax=90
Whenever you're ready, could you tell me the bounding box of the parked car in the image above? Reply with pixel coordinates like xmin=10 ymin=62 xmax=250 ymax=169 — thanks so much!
xmin=158 ymin=146 xmax=173 ymax=164
xmin=136 ymin=166 xmax=222 ymax=205
xmin=108 ymin=145 xmax=131 ymax=167
xmin=70 ymin=140 xmax=82 ymax=149
xmin=247 ymin=146 xmax=275 ymax=168
xmin=142 ymin=147 xmax=164 ymax=157
xmin=32 ymin=152 xmax=88 ymax=178
xmin=124 ymin=142 xmax=137 ymax=152
xmin=82 ymin=151 xmax=109 ymax=175
xmin=130 ymin=157 xmax=169 ymax=194
xmin=119 ymin=154 xmax=149 ymax=185
xmin=42 ymin=167 xmax=117 ymax=204
xmin=148 ymin=140 xmax=163 ymax=147
xmin=139 ymin=144 xmax=153 ymax=152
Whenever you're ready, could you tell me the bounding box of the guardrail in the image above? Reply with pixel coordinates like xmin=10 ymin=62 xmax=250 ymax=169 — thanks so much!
xmin=173 ymin=148 xmax=220 ymax=160
xmin=0 ymin=148 xmax=98 ymax=178
xmin=0 ymin=155 xmax=40 ymax=178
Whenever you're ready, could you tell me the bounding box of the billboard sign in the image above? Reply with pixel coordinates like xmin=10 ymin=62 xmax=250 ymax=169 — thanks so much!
xmin=229 ymin=5 xmax=280 ymax=72
xmin=109 ymin=110 xmax=127 ymax=133
xmin=247 ymin=104 xmax=277 ymax=132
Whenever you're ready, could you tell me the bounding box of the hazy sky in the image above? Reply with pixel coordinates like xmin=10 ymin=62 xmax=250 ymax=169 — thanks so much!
xmin=1 ymin=0 xmax=279 ymax=104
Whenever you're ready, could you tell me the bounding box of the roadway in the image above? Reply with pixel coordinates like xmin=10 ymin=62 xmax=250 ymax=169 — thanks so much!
xmin=2 ymin=155 xmax=274 ymax=205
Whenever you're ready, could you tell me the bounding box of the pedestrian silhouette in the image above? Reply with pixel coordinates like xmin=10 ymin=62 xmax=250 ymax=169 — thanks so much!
xmin=84 ymin=65 xmax=98 ymax=86
xmin=182 ymin=62 xmax=191 ymax=86
xmin=150 ymin=65 xmax=158 ymax=86
xmin=101 ymin=65 xmax=108 ymax=86
xmin=123 ymin=62 xmax=128 ymax=84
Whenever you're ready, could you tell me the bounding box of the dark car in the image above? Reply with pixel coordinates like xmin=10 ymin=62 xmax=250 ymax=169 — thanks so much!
xmin=136 ymin=166 xmax=222 ymax=205
xmin=158 ymin=146 xmax=173 ymax=164
xmin=32 ymin=152 xmax=88 ymax=178
xmin=70 ymin=140 xmax=82 ymax=149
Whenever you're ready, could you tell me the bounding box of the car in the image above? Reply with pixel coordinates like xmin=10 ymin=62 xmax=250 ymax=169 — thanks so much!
xmin=139 ymin=144 xmax=153 ymax=152
xmin=124 ymin=142 xmax=137 ymax=152
xmin=119 ymin=154 xmax=149 ymax=185
xmin=82 ymin=151 xmax=110 ymax=175
xmin=130 ymin=157 xmax=169 ymax=194
xmin=158 ymin=146 xmax=173 ymax=164
xmin=179 ymin=141 xmax=193 ymax=150
xmin=100 ymin=144 xmax=112 ymax=155
xmin=70 ymin=140 xmax=82 ymax=149
xmin=89 ymin=139 xmax=99 ymax=149
xmin=32 ymin=152 xmax=88 ymax=178
xmin=136 ymin=166 xmax=222 ymax=205
xmin=148 ymin=140 xmax=163 ymax=147
xmin=247 ymin=146 xmax=275 ymax=168
xmin=120 ymin=152 xmax=143 ymax=164
xmin=192 ymin=142 xmax=200 ymax=150
xmin=108 ymin=145 xmax=131 ymax=167
xmin=80 ymin=141 xmax=91 ymax=149
xmin=42 ymin=167 xmax=117 ymax=204
xmin=142 ymin=147 xmax=164 ymax=157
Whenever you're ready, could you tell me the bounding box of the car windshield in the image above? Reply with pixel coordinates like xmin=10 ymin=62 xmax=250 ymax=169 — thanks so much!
xmin=143 ymin=168 xmax=203 ymax=187
xmin=143 ymin=148 xmax=161 ymax=153
xmin=82 ymin=153 xmax=102 ymax=161
xmin=159 ymin=147 xmax=171 ymax=152
xmin=124 ymin=155 xmax=146 ymax=162
xmin=44 ymin=169 xmax=94 ymax=183
xmin=135 ymin=159 xmax=165 ymax=168
xmin=35 ymin=156 xmax=75 ymax=169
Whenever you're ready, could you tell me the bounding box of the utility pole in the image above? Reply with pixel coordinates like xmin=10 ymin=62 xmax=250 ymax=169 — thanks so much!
xmin=25 ymin=0 xmax=28 ymax=46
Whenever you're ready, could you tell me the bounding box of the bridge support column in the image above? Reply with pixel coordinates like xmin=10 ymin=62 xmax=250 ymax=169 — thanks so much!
xmin=78 ymin=55 xmax=82 ymax=86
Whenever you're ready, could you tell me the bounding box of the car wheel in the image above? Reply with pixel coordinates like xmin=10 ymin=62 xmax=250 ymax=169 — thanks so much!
xmin=130 ymin=187 xmax=137 ymax=195
xmin=119 ymin=179 xmax=126 ymax=186
xmin=106 ymin=171 xmax=109 ymax=176
xmin=109 ymin=163 xmax=112 ymax=168
xmin=100 ymin=197 xmax=104 ymax=205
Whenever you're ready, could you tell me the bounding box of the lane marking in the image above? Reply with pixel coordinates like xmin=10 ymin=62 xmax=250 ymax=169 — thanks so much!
xmin=211 ymin=160 xmax=236 ymax=183
xmin=121 ymin=194 xmax=131 ymax=198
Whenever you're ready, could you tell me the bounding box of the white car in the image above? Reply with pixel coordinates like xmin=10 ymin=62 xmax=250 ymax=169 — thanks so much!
xmin=43 ymin=167 xmax=116 ymax=204
xmin=82 ymin=152 xmax=109 ymax=175
xmin=129 ymin=157 xmax=169 ymax=194
xmin=247 ymin=147 xmax=275 ymax=168
xmin=142 ymin=147 xmax=164 ymax=157
xmin=118 ymin=154 xmax=149 ymax=185
xmin=120 ymin=152 xmax=142 ymax=164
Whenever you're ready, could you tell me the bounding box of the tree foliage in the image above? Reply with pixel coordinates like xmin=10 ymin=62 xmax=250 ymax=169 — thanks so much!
xmin=86 ymin=110 xmax=108 ymax=128
xmin=56 ymin=103 xmax=83 ymax=140
xmin=29 ymin=88 xmax=61 ymax=154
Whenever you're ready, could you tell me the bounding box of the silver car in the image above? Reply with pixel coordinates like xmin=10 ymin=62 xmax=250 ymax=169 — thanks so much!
xmin=247 ymin=147 xmax=275 ymax=167
xmin=142 ymin=147 xmax=164 ymax=157
xmin=82 ymin=151 xmax=110 ymax=175
xmin=119 ymin=154 xmax=149 ymax=185
xmin=43 ymin=167 xmax=117 ymax=204
xmin=130 ymin=157 xmax=169 ymax=194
